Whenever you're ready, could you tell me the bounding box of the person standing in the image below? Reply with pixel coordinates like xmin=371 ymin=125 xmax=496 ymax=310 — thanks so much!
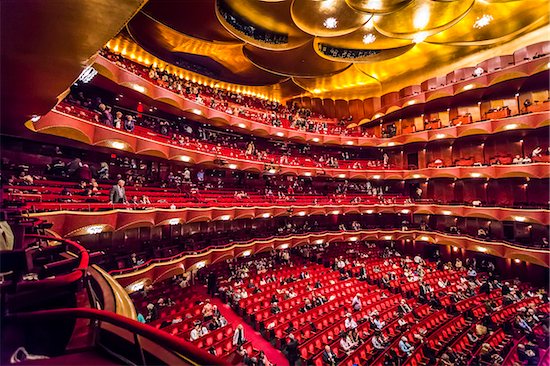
xmin=286 ymin=334 xmax=299 ymax=366
xmin=109 ymin=179 xmax=127 ymax=204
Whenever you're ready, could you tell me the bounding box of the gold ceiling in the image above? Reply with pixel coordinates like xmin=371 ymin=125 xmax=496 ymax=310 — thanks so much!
xmin=111 ymin=0 xmax=549 ymax=101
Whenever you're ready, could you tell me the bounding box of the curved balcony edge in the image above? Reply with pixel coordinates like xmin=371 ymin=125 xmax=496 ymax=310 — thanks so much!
xmin=28 ymin=109 xmax=550 ymax=180
xmin=27 ymin=203 xmax=550 ymax=238
xmin=109 ymin=229 xmax=550 ymax=288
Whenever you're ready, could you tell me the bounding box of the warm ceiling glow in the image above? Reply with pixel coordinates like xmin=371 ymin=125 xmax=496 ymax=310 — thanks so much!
xmin=514 ymin=258 xmax=521 ymax=264
xmin=280 ymin=244 xmax=289 ymax=249
xmin=401 ymin=209 xmax=410 ymax=214
xmin=463 ymin=84 xmax=474 ymax=91
xmin=304 ymin=172 xmax=312 ymax=176
xmin=237 ymin=123 xmax=246 ymax=128
xmin=362 ymin=34 xmax=376 ymax=44
xmin=413 ymin=174 xmax=421 ymax=179
xmin=332 ymin=210 xmax=340 ymax=215
xmin=87 ymin=225 xmax=103 ymax=235
xmin=261 ymin=213 xmax=271 ymax=218
xmin=473 ymin=14 xmax=493 ymax=29
xmin=435 ymin=133 xmax=446 ymax=139
xmin=505 ymin=123 xmax=518 ymax=130
xmin=413 ymin=3 xmax=430 ymax=29
xmin=313 ymin=88 xmax=321 ymax=94
xmin=478 ymin=246 xmax=487 ymax=253
xmin=220 ymin=215 xmax=231 ymax=221
xmin=168 ymin=218 xmax=180 ymax=225
xmin=241 ymin=250 xmax=252 ymax=257
xmin=320 ymin=0 xmax=336 ymax=10
xmin=268 ymin=168 xmax=277 ymax=174
xmin=420 ymin=236 xmax=429 ymax=241
xmin=346 ymin=141 xmax=354 ymax=145
xmin=31 ymin=115 xmax=41 ymax=122
xmin=196 ymin=261 xmax=206 ymax=269
xmin=453 ymin=247 xmax=459 ymax=252
xmin=312 ymin=137 xmax=320 ymax=142
xmin=514 ymin=216 xmax=526 ymax=222
xmin=276 ymin=132 xmax=284 ymax=137
xmin=191 ymin=108 xmax=202 ymax=115
xmin=366 ymin=210 xmax=374 ymax=214
xmin=442 ymin=210 xmax=452 ymax=216
xmin=323 ymin=17 xmax=338 ymax=29
xmin=315 ymin=239 xmax=324 ymax=244
xmin=384 ymin=235 xmax=392 ymax=240
xmin=338 ymin=174 xmax=346 ymax=178
xmin=111 ymin=141 xmax=125 ymax=150
xmin=388 ymin=142 xmax=395 ymax=146
xmin=297 ymin=211 xmax=306 ymax=216
xmin=412 ymin=32 xmax=428 ymax=44
xmin=350 ymin=237 xmax=358 ymax=242
xmin=228 ymin=164 xmax=237 ymax=170
xmin=180 ymin=155 xmax=191 ymax=162
xmin=470 ymin=173 xmax=482 ymax=178
xmin=407 ymin=100 xmax=416 ymax=106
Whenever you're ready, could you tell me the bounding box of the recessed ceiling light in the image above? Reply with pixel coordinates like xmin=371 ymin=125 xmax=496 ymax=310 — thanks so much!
xmin=111 ymin=141 xmax=125 ymax=150
xmin=463 ymin=84 xmax=474 ymax=91
xmin=323 ymin=17 xmax=338 ymax=29
xmin=388 ymin=142 xmax=395 ymax=146
xmin=87 ymin=225 xmax=103 ymax=234
xmin=276 ymin=132 xmax=284 ymax=137
xmin=435 ymin=133 xmax=446 ymax=139
xmin=238 ymin=123 xmax=246 ymax=128
xmin=473 ymin=14 xmax=493 ymax=29
xmin=180 ymin=155 xmax=191 ymax=162
xmin=313 ymin=89 xmax=321 ymax=94
xmin=312 ymin=137 xmax=320 ymax=142
xmin=346 ymin=141 xmax=354 ymax=145
xmin=169 ymin=218 xmax=180 ymax=225
xmin=413 ymin=4 xmax=430 ymax=29
xmin=362 ymin=34 xmax=376 ymax=44
xmin=228 ymin=164 xmax=237 ymax=169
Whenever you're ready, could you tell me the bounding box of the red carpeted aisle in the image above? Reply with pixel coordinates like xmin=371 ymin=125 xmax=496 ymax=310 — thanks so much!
xmin=210 ymin=297 xmax=289 ymax=366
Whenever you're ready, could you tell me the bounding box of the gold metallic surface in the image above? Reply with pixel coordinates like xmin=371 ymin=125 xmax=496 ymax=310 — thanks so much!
xmin=104 ymin=0 xmax=549 ymax=101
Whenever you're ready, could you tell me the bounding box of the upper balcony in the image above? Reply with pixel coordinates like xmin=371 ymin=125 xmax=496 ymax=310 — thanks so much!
xmin=92 ymin=46 xmax=550 ymax=146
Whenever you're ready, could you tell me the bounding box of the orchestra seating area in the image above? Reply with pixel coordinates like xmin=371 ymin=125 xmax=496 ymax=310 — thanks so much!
xmin=132 ymin=242 xmax=549 ymax=366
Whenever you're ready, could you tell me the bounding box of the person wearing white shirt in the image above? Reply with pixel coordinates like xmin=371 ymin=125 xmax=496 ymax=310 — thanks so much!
xmin=438 ymin=279 xmax=449 ymax=288
xmin=344 ymin=314 xmax=357 ymax=330
xmin=372 ymin=334 xmax=385 ymax=350
xmin=190 ymin=323 xmax=208 ymax=341
xmin=373 ymin=316 xmax=385 ymax=330
xmin=399 ymin=336 xmax=414 ymax=356
xmin=340 ymin=332 xmax=354 ymax=355
xmin=351 ymin=293 xmax=362 ymax=311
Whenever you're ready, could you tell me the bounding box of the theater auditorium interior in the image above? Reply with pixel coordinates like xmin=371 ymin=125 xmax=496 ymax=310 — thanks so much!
xmin=1 ymin=0 xmax=549 ymax=365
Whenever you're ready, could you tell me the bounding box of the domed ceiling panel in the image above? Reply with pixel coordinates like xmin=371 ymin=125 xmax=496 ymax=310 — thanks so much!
xmin=426 ymin=0 xmax=549 ymax=45
xmin=290 ymin=0 xmax=372 ymax=37
xmin=345 ymin=0 xmax=412 ymax=14
xmin=243 ymin=40 xmax=352 ymax=77
xmin=127 ymin=12 xmax=287 ymax=85
xmin=374 ymin=0 xmax=475 ymax=38
xmin=141 ymin=0 xmax=238 ymax=42
xmin=218 ymin=0 xmax=311 ymax=50
xmin=292 ymin=65 xmax=381 ymax=98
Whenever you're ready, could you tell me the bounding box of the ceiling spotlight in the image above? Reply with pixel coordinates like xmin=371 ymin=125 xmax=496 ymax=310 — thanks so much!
xmin=312 ymin=137 xmax=320 ymax=142
xmin=323 ymin=17 xmax=338 ymax=29
xmin=313 ymin=88 xmax=321 ymax=94
xmin=238 ymin=123 xmax=246 ymax=128
xmin=412 ymin=32 xmax=428 ymax=44
xmin=413 ymin=4 xmax=430 ymax=30
xmin=388 ymin=142 xmax=395 ymax=146
xmin=276 ymin=132 xmax=284 ymax=137
xmin=111 ymin=141 xmax=125 ymax=150
xmin=320 ymin=0 xmax=336 ymax=10
xmin=180 ymin=155 xmax=191 ymax=162
xmin=362 ymin=34 xmax=376 ymax=45
xmin=228 ymin=164 xmax=237 ymax=170
xmin=473 ymin=14 xmax=493 ymax=29
xmin=435 ymin=133 xmax=446 ymax=139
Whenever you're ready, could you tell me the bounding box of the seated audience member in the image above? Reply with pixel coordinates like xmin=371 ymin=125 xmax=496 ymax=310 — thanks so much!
xmin=232 ymin=324 xmax=247 ymax=346
xmin=399 ymin=336 xmax=414 ymax=356
xmin=322 ymin=345 xmax=338 ymax=366
xmin=189 ymin=321 xmax=208 ymax=341
xmin=344 ymin=313 xmax=357 ymax=330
